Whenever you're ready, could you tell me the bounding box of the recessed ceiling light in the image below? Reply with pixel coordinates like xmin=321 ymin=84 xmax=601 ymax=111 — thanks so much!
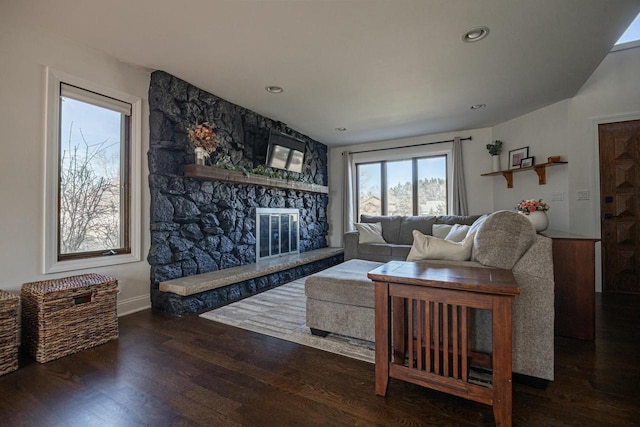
xmin=265 ymin=86 xmax=283 ymax=94
xmin=470 ymin=104 xmax=486 ymax=110
xmin=462 ymin=26 xmax=490 ymax=43
xmin=335 ymin=127 xmax=347 ymax=132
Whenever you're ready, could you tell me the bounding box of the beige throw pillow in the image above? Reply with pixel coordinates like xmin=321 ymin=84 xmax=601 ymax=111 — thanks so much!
xmin=354 ymin=222 xmax=386 ymax=244
xmin=407 ymin=230 xmax=474 ymax=262
xmin=444 ymin=224 xmax=470 ymax=242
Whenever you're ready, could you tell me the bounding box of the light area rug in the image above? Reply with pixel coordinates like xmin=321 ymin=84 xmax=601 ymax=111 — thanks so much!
xmin=200 ymin=278 xmax=375 ymax=363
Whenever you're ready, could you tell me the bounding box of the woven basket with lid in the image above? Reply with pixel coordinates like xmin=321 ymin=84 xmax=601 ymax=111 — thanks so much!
xmin=21 ymin=273 xmax=118 ymax=363
xmin=0 ymin=290 xmax=20 ymax=375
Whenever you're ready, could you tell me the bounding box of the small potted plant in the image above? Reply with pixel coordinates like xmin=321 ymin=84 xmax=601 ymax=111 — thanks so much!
xmin=486 ymin=140 xmax=502 ymax=172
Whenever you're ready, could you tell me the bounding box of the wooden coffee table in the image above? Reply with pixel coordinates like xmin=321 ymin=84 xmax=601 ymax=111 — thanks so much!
xmin=368 ymin=261 xmax=519 ymax=427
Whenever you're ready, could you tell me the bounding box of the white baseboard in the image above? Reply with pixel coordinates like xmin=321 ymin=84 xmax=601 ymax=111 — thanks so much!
xmin=117 ymin=294 xmax=150 ymax=317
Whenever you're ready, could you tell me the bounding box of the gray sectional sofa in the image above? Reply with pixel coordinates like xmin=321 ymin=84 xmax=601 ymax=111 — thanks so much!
xmin=344 ymin=214 xmax=481 ymax=262
xmin=307 ymin=211 xmax=555 ymax=382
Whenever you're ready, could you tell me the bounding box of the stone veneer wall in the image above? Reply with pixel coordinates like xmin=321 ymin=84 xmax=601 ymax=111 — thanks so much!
xmin=148 ymin=71 xmax=337 ymax=315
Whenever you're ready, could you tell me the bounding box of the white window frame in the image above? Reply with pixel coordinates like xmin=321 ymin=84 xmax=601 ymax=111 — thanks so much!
xmin=611 ymin=39 xmax=640 ymax=52
xmin=43 ymin=67 xmax=142 ymax=274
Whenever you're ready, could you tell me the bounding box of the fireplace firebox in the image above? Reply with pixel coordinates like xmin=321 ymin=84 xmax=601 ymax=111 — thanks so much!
xmin=256 ymin=208 xmax=299 ymax=261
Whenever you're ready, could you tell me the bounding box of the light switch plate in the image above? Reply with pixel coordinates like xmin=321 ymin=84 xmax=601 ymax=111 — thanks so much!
xmin=551 ymin=192 xmax=564 ymax=201
xmin=577 ymin=190 xmax=590 ymax=200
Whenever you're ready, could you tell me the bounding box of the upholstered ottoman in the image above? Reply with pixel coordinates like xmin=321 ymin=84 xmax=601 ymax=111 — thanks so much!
xmin=305 ymin=259 xmax=383 ymax=342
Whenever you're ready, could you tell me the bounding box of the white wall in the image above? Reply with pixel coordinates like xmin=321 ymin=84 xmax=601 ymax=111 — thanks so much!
xmin=493 ymin=46 xmax=640 ymax=291
xmin=493 ymin=48 xmax=640 ymax=237
xmin=327 ymin=128 xmax=494 ymax=246
xmin=0 ymin=17 xmax=151 ymax=315
xmin=492 ymin=46 xmax=640 ymax=237
xmin=493 ymin=100 xmax=571 ymax=232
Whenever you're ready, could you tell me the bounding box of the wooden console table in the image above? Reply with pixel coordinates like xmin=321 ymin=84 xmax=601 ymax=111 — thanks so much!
xmin=368 ymin=261 xmax=519 ymax=427
xmin=542 ymin=230 xmax=600 ymax=340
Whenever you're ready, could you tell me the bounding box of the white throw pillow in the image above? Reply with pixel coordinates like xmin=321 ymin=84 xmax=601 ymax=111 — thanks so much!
xmin=406 ymin=230 xmax=474 ymax=262
xmin=354 ymin=222 xmax=386 ymax=244
xmin=444 ymin=224 xmax=470 ymax=242
xmin=432 ymin=224 xmax=453 ymax=239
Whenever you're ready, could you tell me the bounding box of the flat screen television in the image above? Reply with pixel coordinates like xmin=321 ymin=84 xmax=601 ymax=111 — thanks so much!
xmin=266 ymin=130 xmax=306 ymax=173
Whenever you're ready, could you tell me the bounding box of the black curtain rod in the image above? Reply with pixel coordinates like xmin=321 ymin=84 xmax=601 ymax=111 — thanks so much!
xmin=343 ymin=136 xmax=472 ymax=155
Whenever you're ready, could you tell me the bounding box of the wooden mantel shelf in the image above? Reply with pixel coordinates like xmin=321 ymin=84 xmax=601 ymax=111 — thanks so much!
xmin=481 ymin=161 xmax=567 ymax=188
xmin=184 ymin=164 xmax=329 ymax=194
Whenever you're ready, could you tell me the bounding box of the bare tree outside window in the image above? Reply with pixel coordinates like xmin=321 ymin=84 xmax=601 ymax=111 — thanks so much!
xmin=59 ymin=123 xmax=120 ymax=253
xmin=58 ymin=94 xmax=128 ymax=258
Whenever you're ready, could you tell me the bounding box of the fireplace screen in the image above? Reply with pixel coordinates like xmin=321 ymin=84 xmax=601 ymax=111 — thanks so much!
xmin=256 ymin=208 xmax=299 ymax=261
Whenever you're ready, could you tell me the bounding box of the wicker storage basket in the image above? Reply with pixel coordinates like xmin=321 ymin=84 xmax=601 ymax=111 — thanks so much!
xmin=0 ymin=290 xmax=20 ymax=375
xmin=21 ymin=273 xmax=118 ymax=363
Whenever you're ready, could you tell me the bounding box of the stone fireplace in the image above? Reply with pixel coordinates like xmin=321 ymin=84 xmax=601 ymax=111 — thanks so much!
xmin=147 ymin=71 xmax=341 ymax=315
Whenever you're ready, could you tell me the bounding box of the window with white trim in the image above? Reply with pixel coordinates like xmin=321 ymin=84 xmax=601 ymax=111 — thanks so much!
xmin=356 ymin=155 xmax=448 ymax=219
xmin=44 ymin=69 xmax=142 ymax=273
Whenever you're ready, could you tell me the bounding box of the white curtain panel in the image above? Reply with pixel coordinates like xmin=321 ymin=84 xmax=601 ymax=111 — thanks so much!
xmin=342 ymin=151 xmax=355 ymax=239
xmin=452 ymin=137 xmax=468 ymax=216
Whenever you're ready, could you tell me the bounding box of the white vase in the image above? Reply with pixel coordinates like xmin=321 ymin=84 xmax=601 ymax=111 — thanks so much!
xmin=492 ymin=155 xmax=500 ymax=172
xmin=523 ymin=210 xmax=548 ymax=232
xmin=194 ymin=147 xmax=207 ymax=166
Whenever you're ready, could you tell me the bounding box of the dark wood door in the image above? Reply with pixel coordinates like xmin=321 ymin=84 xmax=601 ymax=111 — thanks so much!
xmin=599 ymin=120 xmax=640 ymax=294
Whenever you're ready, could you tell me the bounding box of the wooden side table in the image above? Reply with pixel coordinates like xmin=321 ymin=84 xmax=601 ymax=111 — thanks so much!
xmin=368 ymin=261 xmax=519 ymax=427
xmin=542 ymin=230 xmax=599 ymax=340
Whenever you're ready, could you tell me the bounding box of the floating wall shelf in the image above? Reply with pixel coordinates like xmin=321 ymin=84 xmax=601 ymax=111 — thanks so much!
xmin=184 ymin=164 xmax=329 ymax=194
xmin=481 ymin=161 xmax=568 ymax=188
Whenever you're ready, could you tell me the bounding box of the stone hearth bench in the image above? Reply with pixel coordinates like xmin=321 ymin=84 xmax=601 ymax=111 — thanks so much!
xmin=160 ymin=247 xmax=344 ymax=296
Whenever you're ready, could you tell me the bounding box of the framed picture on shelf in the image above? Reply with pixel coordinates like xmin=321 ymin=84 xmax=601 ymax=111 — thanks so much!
xmin=509 ymin=147 xmax=529 ymax=169
xmin=520 ymin=157 xmax=534 ymax=168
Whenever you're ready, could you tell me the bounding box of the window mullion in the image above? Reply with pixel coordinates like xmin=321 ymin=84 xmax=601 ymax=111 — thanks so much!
xmin=412 ymin=159 xmax=418 ymax=215
xmin=445 ymin=154 xmax=450 ymax=215
xmin=122 ymin=115 xmax=131 ymax=252
xmin=381 ymin=161 xmax=387 ymax=215
xmin=355 ymin=164 xmax=361 ymax=219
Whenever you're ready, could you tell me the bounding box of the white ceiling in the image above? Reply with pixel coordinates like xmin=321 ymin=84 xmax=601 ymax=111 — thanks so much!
xmin=4 ymin=0 xmax=640 ymax=146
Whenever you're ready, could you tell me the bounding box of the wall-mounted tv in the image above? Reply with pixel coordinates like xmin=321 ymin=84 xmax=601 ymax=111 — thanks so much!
xmin=266 ymin=130 xmax=306 ymax=173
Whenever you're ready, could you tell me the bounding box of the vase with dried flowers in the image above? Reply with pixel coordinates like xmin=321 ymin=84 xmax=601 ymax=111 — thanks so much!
xmin=516 ymin=198 xmax=550 ymax=232
xmin=188 ymin=122 xmax=218 ymax=165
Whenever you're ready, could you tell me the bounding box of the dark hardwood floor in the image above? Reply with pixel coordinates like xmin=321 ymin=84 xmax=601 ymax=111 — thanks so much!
xmin=1 ymin=293 xmax=638 ymax=426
